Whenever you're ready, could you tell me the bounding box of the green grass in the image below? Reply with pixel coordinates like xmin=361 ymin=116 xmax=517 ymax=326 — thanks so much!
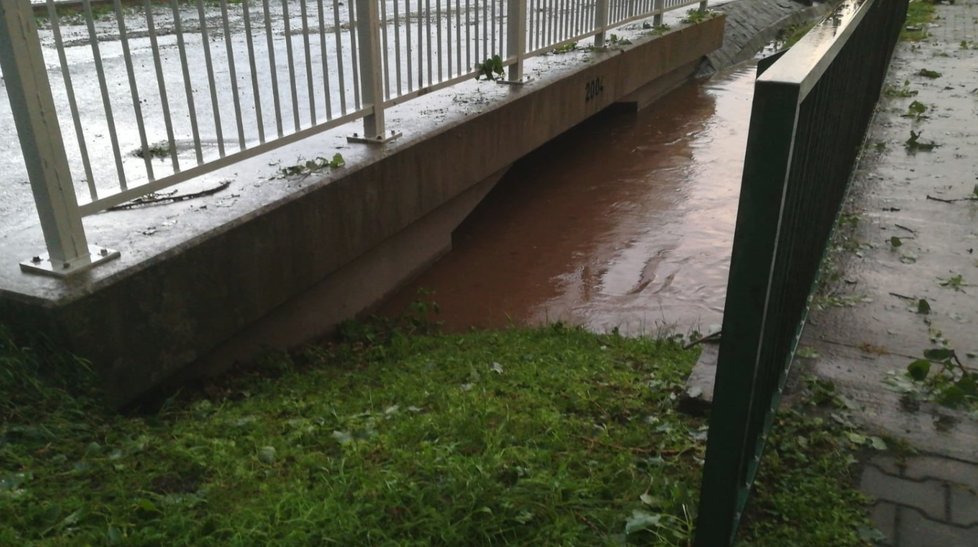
xmin=738 ymin=408 xmax=876 ymax=546
xmin=902 ymin=0 xmax=937 ymax=42
xmin=779 ymin=21 xmax=818 ymax=49
xmin=0 ymin=320 xmax=873 ymax=545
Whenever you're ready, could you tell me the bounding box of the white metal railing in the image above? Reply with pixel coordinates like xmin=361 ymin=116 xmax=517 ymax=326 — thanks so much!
xmin=1 ymin=0 xmax=707 ymax=276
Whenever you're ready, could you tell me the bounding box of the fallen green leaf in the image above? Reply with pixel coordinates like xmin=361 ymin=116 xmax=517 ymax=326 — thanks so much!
xmin=923 ymin=348 xmax=952 ymax=361
xmin=907 ymin=359 xmax=931 ymax=381
xmin=625 ymin=509 xmax=663 ymax=534
xmin=846 ymin=432 xmax=866 ymax=445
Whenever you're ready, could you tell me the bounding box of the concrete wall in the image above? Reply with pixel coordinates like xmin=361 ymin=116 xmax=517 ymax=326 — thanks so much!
xmin=0 ymin=16 xmax=724 ymax=405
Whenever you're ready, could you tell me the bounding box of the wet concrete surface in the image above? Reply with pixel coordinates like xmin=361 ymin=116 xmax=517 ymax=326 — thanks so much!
xmin=379 ymin=64 xmax=756 ymax=335
xmin=798 ymin=4 xmax=978 ymax=462
xmin=1 ymin=0 xmax=723 ymax=228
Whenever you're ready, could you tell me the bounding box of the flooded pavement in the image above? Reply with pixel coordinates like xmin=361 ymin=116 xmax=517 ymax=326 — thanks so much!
xmin=379 ymin=64 xmax=757 ymax=335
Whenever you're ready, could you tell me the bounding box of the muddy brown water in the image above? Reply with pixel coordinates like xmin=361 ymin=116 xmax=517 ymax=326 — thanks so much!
xmin=378 ymin=64 xmax=757 ymax=336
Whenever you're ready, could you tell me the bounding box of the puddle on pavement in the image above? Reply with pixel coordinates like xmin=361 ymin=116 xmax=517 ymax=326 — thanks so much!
xmin=378 ymin=63 xmax=758 ymax=335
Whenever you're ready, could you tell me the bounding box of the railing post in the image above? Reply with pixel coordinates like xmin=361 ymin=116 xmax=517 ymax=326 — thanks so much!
xmin=0 ymin=0 xmax=118 ymax=277
xmin=505 ymin=0 xmax=527 ymax=82
xmin=699 ymin=0 xmax=708 ymax=12
xmin=653 ymin=0 xmax=664 ymax=27
xmin=349 ymin=0 xmax=400 ymax=143
xmin=594 ymin=0 xmax=610 ymax=47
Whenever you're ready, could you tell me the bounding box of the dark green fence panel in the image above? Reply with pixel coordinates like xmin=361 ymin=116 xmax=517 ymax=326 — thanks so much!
xmin=695 ymin=0 xmax=908 ymax=544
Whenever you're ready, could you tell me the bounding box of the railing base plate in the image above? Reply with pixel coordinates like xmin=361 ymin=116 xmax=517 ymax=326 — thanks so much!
xmin=20 ymin=245 xmax=121 ymax=278
xmin=347 ymin=132 xmax=402 ymax=145
xmin=497 ymin=77 xmax=531 ymax=86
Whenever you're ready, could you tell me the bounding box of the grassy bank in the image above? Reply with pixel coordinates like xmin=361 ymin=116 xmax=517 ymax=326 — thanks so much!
xmin=1 ymin=321 xmax=872 ymax=545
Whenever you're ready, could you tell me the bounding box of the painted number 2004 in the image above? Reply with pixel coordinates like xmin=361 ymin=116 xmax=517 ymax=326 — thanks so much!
xmin=585 ymin=78 xmax=604 ymax=102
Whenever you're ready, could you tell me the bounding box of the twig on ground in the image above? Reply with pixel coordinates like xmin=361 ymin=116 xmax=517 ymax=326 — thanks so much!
xmin=926 ymin=194 xmax=978 ymax=204
xmin=107 ymin=180 xmax=232 ymax=211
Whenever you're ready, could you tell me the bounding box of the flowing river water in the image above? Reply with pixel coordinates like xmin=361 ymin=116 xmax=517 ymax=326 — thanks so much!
xmin=378 ymin=63 xmax=758 ymax=336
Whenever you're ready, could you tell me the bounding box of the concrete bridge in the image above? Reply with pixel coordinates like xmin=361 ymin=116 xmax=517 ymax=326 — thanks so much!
xmin=0 ymin=0 xmax=829 ymax=404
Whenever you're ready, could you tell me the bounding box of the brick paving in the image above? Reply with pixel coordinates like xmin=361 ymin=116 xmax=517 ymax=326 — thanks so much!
xmin=861 ymin=456 xmax=978 ymax=546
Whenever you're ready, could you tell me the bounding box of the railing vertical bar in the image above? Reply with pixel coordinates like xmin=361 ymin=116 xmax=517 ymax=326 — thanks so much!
xmin=569 ymin=0 xmax=575 ymax=39
xmin=554 ymin=0 xmax=561 ymax=41
xmin=562 ymin=0 xmax=569 ymax=41
xmin=542 ymin=0 xmax=554 ymax=46
xmin=455 ymin=0 xmax=462 ymax=75
xmin=436 ymin=0 xmax=443 ymax=83
xmin=499 ymin=0 xmax=505 ymax=60
xmin=530 ymin=0 xmax=537 ymax=50
xmin=464 ymin=0 xmax=471 ymax=71
xmin=569 ymin=0 xmax=575 ymax=40
xmin=169 ymin=0 xmax=203 ymax=164
xmin=48 ymin=0 xmax=97 ymax=199
xmin=348 ymin=0 xmax=362 ymax=109
xmin=215 ymin=0 xmax=246 ymax=150
xmin=465 ymin=0 xmax=468 ymax=73
xmin=242 ymin=0 xmax=266 ymax=144
xmin=143 ymin=0 xmax=181 ymax=171
xmin=381 ymin=0 xmax=392 ymax=100
xmin=585 ymin=0 xmax=592 ymax=34
xmin=445 ymin=0 xmax=452 ymax=78
xmin=417 ymin=0 xmax=424 ymax=88
xmin=354 ymin=0 xmax=387 ymax=139
xmin=262 ymin=1 xmax=285 ymax=138
xmin=425 ymin=0 xmax=434 ymax=86
xmin=82 ymin=0 xmax=127 ymax=190
xmin=394 ymin=0 xmax=404 ymax=96
xmin=0 ymin=0 xmax=94 ymax=269
xmin=595 ymin=0 xmax=608 ymax=46
xmin=197 ymin=0 xmax=225 ymax=157
xmin=575 ymin=0 xmax=581 ymax=35
xmin=490 ymin=0 xmax=496 ymax=58
xmin=577 ymin=3 xmax=594 ymax=34
xmin=506 ymin=0 xmax=525 ymax=81
xmin=540 ymin=0 xmax=545 ymax=46
xmin=577 ymin=0 xmax=594 ymax=33
xmin=110 ymin=0 xmax=152 ymax=185
xmin=554 ymin=0 xmax=560 ymax=43
xmin=300 ymin=0 xmax=317 ymax=125
xmin=281 ymin=0 xmax=302 ymax=131
xmin=332 ymin=0 xmax=349 ymax=113
xmin=472 ymin=0 xmax=488 ymax=63
xmin=318 ymin=0 xmax=335 ymax=117
xmin=481 ymin=0 xmax=488 ymax=60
